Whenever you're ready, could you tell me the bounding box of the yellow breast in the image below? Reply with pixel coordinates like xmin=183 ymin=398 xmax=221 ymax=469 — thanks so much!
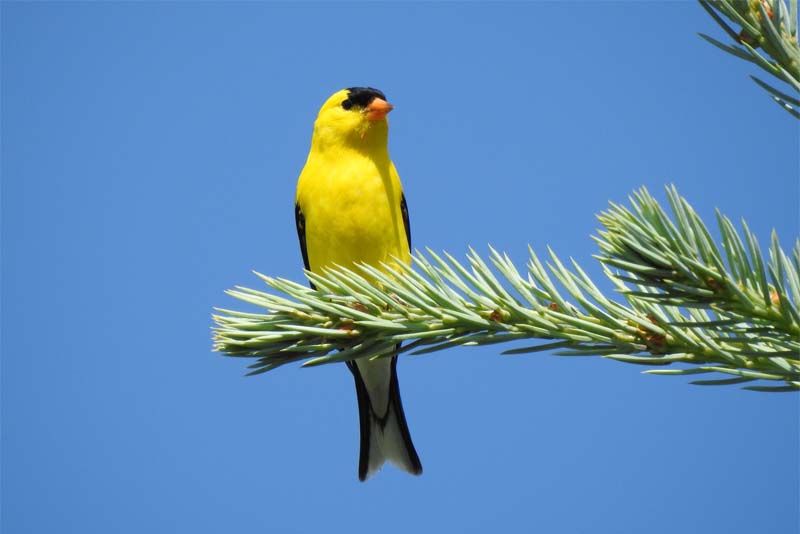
xmin=296 ymin=147 xmax=410 ymax=278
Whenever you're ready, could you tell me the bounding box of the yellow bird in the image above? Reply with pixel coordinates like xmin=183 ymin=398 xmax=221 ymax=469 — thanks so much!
xmin=295 ymin=87 xmax=422 ymax=481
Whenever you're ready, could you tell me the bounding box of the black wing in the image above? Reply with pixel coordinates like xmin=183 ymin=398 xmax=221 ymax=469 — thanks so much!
xmin=400 ymin=193 xmax=411 ymax=251
xmin=295 ymin=203 xmax=315 ymax=289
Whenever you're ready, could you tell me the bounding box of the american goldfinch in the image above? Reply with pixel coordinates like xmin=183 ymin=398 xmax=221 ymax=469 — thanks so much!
xmin=294 ymin=87 xmax=422 ymax=481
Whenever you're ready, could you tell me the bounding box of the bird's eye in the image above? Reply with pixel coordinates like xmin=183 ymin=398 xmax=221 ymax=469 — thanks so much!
xmin=341 ymin=99 xmax=354 ymax=110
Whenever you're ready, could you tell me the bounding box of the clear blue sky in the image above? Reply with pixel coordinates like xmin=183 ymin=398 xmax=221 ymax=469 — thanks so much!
xmin=3 ymin=3 xmax=798 ymax=533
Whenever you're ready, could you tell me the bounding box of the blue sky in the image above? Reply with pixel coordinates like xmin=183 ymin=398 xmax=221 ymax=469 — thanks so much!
xmin=2 ymin=2 xmax=798 ymax=533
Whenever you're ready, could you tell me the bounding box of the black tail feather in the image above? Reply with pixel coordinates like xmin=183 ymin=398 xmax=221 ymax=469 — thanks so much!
xmin=347 ymin=359 xmax=373 ymax=481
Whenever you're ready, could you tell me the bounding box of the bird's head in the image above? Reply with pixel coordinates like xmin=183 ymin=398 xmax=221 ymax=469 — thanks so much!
xmin=311 ymin=87 xmax=393 ymax=151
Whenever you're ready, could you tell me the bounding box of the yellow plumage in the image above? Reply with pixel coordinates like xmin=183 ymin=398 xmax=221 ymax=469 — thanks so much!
xmin=296 ymin=139 xmax=409 ymax=274
xmin=294 ymin=88 xmax=421 ymax=481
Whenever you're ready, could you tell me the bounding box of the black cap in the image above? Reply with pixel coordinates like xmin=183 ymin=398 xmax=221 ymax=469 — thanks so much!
xmin=341 ymin=87 xmax=387 ymax=110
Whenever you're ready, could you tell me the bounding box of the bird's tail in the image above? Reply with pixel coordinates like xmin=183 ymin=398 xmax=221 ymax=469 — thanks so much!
xmin=347 ymin=354 xmax=422 ymax=481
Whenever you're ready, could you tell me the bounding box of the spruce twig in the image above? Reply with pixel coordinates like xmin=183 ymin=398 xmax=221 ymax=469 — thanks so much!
xmin=699 ymin=0 xmax=800 ymax=118
xmin=213 ymin=186 xmax=800 ymax=392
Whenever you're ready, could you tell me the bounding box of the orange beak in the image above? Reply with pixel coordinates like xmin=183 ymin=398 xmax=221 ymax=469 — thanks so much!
xmin=364 ymin=97 xmax=394 ymax=121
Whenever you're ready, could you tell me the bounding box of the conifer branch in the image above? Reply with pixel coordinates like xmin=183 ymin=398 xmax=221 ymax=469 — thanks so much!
xmin=213 ymin=186 xmax=800 ymax=392
xmin=699 ymin=0 xmax=800 ymax=117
